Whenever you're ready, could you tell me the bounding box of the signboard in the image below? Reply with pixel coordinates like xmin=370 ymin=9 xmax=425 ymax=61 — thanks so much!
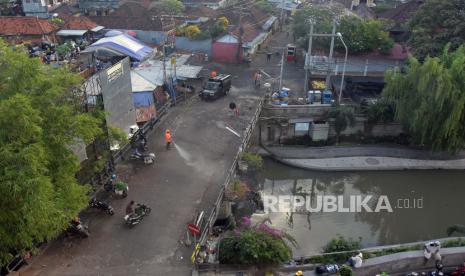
xmin=295 ymin=122 xmax=310 ymax=131
xmin=106 ymin=63 xmax=123 ymax=82
xmin=187 ymin=223 xmax=200 ymax=237
xmin=170 ymin=56 xmax=176 ymax=65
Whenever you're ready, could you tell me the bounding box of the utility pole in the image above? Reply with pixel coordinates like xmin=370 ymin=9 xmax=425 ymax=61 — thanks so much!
xmin=304 ymin=19 xmax=314 ymax=94
xmin=325 ymin=19 xmax=337 ymax=89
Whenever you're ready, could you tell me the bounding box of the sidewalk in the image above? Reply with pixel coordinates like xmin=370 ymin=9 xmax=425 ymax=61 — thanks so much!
xmin=263 ymin=145 xmax=465 ymax=171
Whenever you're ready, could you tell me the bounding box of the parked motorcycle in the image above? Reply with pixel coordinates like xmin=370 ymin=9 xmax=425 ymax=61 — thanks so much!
xmin=67 ymin=218 xmax=89 ymax=238
xmin=104 ymin=174 xmax=129 ymax=198
xmin=124 ymin=204 xmax=151 ymax=227
xmin=89 ymin=198 xmax=114 ymax=215
xmin=130 ymin=149 xmax=156 ymax=165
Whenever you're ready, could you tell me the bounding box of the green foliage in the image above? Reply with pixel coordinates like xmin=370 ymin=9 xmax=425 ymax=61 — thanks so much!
xmin=55 ymin=42 xmax=74 ymax=59
xmin=447 ymin=225 xmax=465 ymax=237
xmin=292 ymin=6 xmax=393 ymax=54
xmin=383 ymin=45 xmax=465 ymax=152
xmin=107 ymin=125 xmax=128 ymax=148
xmin=254 ymin=0 xmax=273 ymax=13
xmin=211 ymin=17 xmax=229 ymax=38
xmin=240 ymin=152 xmax=263 ymax=170
xmin=219 ymin=229 xmax=292 ymax=265
xmin=323 ymin=235 xmax=362 ymax=253
xmin=0 ymin=40 xmax=101 ymax=265
xmin=115 ymin=181 xmax=128 ymax=190
xmin=329 ymin=106 xmax=356 ymax=143
xmin=49 ymin=17 xmax=64 ymax=25
xmin=408 ymin=0 xmax=465 ymax=59
xmin=151 ymin=0 xmax=185 ymax=15
xmin=339 ymin=264 xmax=353 ymax=276
xmin=292 ymin=5 xmax=343 ymax=48
xmin=185 ymin=25 xmax=201 ymax=39
xmin=337 ymin=16 xmax=394 ymax=54
xmin=366 ymin=98 xmax=396 ymax=123
xmin=230 ymin=180 xmax=249 ymax=199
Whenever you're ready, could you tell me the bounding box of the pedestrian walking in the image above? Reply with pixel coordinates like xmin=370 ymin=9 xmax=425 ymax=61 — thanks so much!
xmin=266 ymin=52 xmax=272 ymax=62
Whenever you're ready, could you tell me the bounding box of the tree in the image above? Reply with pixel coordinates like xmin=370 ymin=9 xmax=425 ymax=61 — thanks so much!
xmin=408 ymin=0 xmax=465 ymax=59
xmin=383 ymin=45 xmax=465 ymax=152
xmin=185 ymin=25 xmax=201 ymax=39
xmin=339 ymin=265 xmax=353 ymax=276
xmin=0 ymin=40 xmax=102 ymax=265
xmin=151 ymin=0 xmax=185 ymax=15
xmin=292 ymin=6 xmax=393 ymax=54
xmin=254 ymin=0 xmax=273 ymax=13
xmin=329 ymin=106 xmax=356 ymax=144
xmin=366 ymin=98 xmax=396 ymax=123
xmin=337 ymin=16 xmax=394 ymax=55
xmin=219 ymin=217 xmax=296 ymax=265
xmin=211 ymin=17 xmax=229 ymax=38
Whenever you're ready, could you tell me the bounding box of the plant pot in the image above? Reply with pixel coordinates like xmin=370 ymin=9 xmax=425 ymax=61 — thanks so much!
xmin=238 ymin=160 xmax=248 ymax=173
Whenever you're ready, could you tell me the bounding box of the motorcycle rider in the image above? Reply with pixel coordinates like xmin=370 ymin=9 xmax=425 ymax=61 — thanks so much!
xmin=126 ymin=200 xmax=135 ymax=216
xmin=165 ymin=129 xmax=172 ymax=149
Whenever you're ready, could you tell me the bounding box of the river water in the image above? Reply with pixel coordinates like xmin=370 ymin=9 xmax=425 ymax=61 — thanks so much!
xmin=251 ymin=158 xmax=465 ymax=257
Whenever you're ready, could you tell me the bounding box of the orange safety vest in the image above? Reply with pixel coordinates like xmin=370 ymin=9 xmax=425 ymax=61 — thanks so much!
xmin=165 ymin=132 xmax=171 ymax=142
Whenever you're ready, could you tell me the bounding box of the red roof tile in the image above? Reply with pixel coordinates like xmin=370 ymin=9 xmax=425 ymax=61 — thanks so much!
xmin=0 ymin=16 xmax=59 ymax=36
xmin=377 ymin=0 xmax=424 ymax=22
xmin=61 ymin=16 xmax=99 ymax=30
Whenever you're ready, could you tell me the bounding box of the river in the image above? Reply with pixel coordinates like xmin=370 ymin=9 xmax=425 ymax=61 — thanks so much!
xmin=251 ymin=158 xmax=465 ymax=257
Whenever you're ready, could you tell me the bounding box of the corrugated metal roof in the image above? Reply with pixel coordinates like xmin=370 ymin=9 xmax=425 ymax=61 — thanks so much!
xmin=131 ymin=71 xmax=158 ymax=92
xmin=56 ymin=29 xmax=88 ymax=36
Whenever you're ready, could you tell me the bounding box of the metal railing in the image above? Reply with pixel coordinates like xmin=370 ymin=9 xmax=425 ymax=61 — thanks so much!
xmin=196 ymin=96 xmax=264 ymax=253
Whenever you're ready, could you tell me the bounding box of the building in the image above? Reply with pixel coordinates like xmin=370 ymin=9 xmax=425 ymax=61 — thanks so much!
xmin=56 ymin=16 xmax=104 ymax=42
xmin=0 ymin=16 xmax=59 ymax=44
xmin=78 ymin=0 xmax=120 ymax=15
xmin=377 ymin=0 xmax=424 ymax=41
xmin=212 ymin=34 xmax=242 ymax=63
xmin=182 ymin=0 xmax=227 ymax=10
xmin=21 ymin=0 xmax=70 ymax=18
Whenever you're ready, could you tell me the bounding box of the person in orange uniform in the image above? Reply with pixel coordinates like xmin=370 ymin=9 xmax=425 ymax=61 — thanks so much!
xmin=165 ymin=129 xmax=172 ymax=149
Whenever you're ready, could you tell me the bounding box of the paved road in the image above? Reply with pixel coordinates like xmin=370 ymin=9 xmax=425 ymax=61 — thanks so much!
xmin=21 ymin=31 xmax=297 ymax=276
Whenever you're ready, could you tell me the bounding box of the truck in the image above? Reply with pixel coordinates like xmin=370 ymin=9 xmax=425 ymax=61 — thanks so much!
xmin=199 ymin=74 xmax=231 ymax=100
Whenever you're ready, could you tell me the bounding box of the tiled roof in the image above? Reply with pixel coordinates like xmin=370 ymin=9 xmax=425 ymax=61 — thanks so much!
xmin=61 ymin=16 xmax=99 ymax=30
xmin=377 ymin=0 xmax=424 ymax=22
xmin=88 ymin=2 xmax=168 ymax=31
xmin=0 ymin=16 xmax=59 ymax=36
xmin=216 ymin=5 xmax=272 ymax=43
xmin=184 ymin=6 xmax=218 ymax=17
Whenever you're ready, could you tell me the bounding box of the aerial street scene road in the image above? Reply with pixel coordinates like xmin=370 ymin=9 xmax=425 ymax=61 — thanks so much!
xmin=1 ymin=0 xmax=465 ymax=275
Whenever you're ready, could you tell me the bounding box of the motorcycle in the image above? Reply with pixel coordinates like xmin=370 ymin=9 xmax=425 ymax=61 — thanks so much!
xmin=68 ymin=218 xmax=89 ymax=238
xmin=104 ymin=174 xmax=129 ymax=198
xmin=124 ymin=204 xmax=151 ymax=227
xmin=130 ymin=149 xmax=156 ymax=165
xmin=89 ymin=198 xmax=114 ymax=215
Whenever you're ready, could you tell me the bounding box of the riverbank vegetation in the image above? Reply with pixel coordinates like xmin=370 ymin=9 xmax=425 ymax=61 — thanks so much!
xmin=219 ymin=217 xmax=297 ymax=265
xmin=383 ymin=45 xmax=465 ymax=153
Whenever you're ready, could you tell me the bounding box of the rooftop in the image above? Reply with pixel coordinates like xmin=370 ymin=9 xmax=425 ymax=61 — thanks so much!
xmin=377 ymin=0 xmax=424 ymax=22
xmin=61 ymin=16 xmax=100 ymax=30
xmin=0 ymin=16 xmax=59 ymax=36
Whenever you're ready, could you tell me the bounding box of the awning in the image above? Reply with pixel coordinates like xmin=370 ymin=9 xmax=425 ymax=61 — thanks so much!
xmin=56 ymin=29 xmax=88 ymax=36
xmin=83 ymin=34 xmax=154 ymax=61
xmin=262 ymin=16 xmax=277 ymax=31
xmin=91 ymin=26 xmax=105 ymax=32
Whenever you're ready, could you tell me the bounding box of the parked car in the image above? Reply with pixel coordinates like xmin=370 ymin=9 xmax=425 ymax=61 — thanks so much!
xmin=199 ymin=74 xmax=231 ymax=100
